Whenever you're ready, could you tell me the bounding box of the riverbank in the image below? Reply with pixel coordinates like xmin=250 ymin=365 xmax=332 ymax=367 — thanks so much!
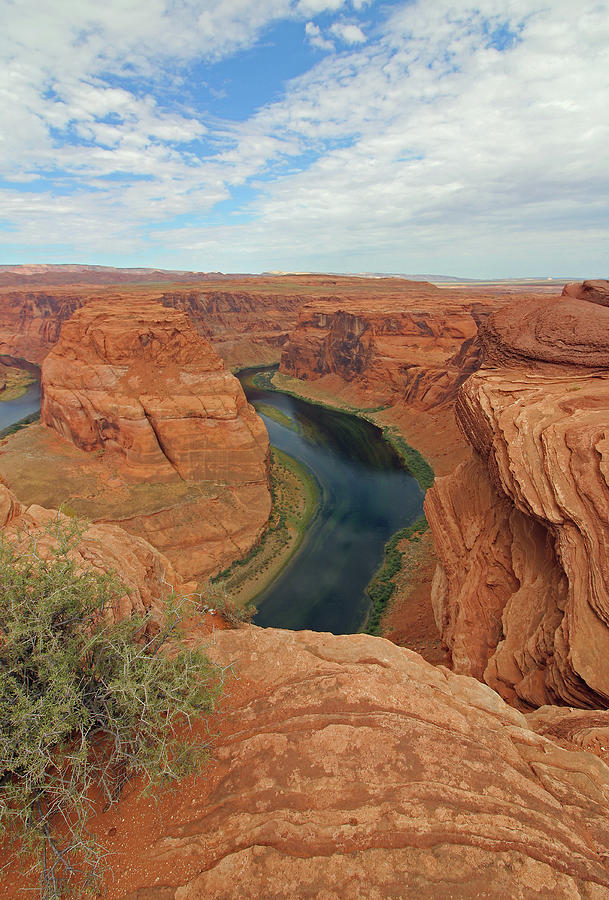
xmin=255 ymin=368 xmax=434 ymax=491
xmin=254 ymin=367 xmax=451 ymax=662
xmin=210 ymin=447 xmax=320 ymax=610
xmin=0 ymin=363 xmax=36 ymax=402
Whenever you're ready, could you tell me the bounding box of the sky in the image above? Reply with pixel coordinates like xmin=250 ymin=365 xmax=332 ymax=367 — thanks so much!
xmin=1 ymin=0 xmax=608 ymax=277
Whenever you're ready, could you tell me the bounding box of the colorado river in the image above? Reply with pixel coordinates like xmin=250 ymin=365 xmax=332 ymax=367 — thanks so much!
xmin=0 ymin=380 xmax=41 ymax=432
xmin=239 ymin=368 xmax=424 ymax=634
xmin=0 ymin=369 xmax=425 ymax=635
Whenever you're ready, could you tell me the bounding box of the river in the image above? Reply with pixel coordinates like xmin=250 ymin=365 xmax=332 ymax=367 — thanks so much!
xmin=0 ymin=371 xmax=424 ymax=635
xmin=239 ymin=368 xmax=424 ymax=634
xmin=0 ymin=380 xmax=41 ymax=432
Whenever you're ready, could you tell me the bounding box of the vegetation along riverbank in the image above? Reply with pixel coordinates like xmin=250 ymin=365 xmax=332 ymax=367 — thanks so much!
xmin=210 ymin=446 xmax=320 ymax=612
xmin=250 ymin=366 xmax=442 ymax=655
xmin=0 ymin=363 xmax=36 ymax=402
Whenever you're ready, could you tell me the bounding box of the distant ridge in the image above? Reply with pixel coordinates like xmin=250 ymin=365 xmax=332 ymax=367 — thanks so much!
xmin=0 ymin=265 xmax=256 ymax=287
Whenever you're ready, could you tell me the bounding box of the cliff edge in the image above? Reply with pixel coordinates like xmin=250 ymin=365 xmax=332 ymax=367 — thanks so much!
xmin=426 ymin=280 xmax=609 ymax=709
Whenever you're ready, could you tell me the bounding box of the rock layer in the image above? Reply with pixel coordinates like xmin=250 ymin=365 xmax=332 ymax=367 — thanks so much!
xmin=280 ymin=291 xmax=496 ymax=410
xmin=79 ymin=626 xmax=609 ymax=898
xmin=0 ymin=292 xmax=82 ymax=364
xmin=160 ymin=290 xmax=309 ymax=368
xmin=426 ymin=283 xmax=609 ymax=709
xmin=41 ymin=301 xmax=269 ymax=485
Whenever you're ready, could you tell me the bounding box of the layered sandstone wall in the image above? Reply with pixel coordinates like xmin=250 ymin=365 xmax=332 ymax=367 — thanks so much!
xmin=0 ymin=292 xmax=83 ymax=364
xmin=426 ymin=281 xmax=609 ymax=709
xmin=41 ymin=301 xmax=269 ymax=485
xmin=160 ymin=290 xmax=309 ymax=367
xmin=280 ymin=291 xmax=495 ymax=410
xmin=0 ymin=286 xmax=310 ymax=370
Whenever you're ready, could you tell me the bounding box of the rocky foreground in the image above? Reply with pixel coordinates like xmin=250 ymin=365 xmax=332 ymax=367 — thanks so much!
xmin=4 ymin=484 xmax=609 ymax=897
xmin=427 ymin=281 xmax=609 ymax=709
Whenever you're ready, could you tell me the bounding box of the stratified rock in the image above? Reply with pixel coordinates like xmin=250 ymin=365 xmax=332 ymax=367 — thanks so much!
xmin=0 ymin=483 xmax=188 ymax=624
xmin=160 ymin=290 xmax=309 ymax=368
xmin=0 ymin=292 xmax=82 ymax=364
xmin=90 ymin=627 xmax=609 ymax=898
xmin=563 ymin=279 xmax=609 ymax=307
xmin=426 ymin=283 xmax=609 ymax=709
xmin=41 ymin=301 xmax=269 ymax=485
xmin=280 ymin=291 xmax=496 ymax=410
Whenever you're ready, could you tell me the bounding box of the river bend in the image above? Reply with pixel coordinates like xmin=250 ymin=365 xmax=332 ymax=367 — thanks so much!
xmin=239 ymin=368 xmax=424 ymax=634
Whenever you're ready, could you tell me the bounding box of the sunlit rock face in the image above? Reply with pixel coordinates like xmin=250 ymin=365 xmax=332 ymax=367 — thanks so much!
xmin=426 ymin=283 xmax=609 ymax=709
xmin=34 ymin=300 xmax=271 ymax=581
xmin=41 ymin=300 xmax=270 ymax=485
xmin=280 ymin=288 xmax=496 ymax=410
xmin=93 ymin=626 xmax=609 ymax=898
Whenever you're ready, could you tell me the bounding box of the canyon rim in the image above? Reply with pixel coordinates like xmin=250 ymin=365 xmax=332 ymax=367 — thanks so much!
xmin=1 ymin=267 xmax=609 ymax=899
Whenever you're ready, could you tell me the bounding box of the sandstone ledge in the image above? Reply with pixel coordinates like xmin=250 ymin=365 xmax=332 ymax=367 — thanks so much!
xmin=87 ymin=626 xmax=609 ymax=898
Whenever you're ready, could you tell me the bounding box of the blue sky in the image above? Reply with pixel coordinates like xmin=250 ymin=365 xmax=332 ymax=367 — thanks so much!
xmin=1 ymin=0 xmax=608 ymax=277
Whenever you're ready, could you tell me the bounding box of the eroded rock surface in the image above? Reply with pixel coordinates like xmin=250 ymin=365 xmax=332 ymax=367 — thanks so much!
xmin=426 ymin=282 xmax=609 ymax=709
xmin=0 ymin=482 xmax=187 ymax=624
xmin=0 ymin=292 xmax=83 ymax=364
xmin=563 ymin=278 xmax=609 ymax=307
xmin=280 ymin=291 xmax=497 ymax=410
xmin=41 ymin=300 xmax=269 ymax=485
xmin=160 ymin=290 xmax=309 ymax=368
xmin=84 ymin=627 xmax=609 ymax=898
xmin=0 ymin=301 xmax=271 ymax=580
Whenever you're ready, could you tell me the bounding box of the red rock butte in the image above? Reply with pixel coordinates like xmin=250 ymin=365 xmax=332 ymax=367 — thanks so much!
xmin=41 ymin=300 xmax=269 ymax=485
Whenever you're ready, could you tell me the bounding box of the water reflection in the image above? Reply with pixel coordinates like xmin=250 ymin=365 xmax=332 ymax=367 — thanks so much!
xmin=239 ymin=368 xmax=424 ymax=634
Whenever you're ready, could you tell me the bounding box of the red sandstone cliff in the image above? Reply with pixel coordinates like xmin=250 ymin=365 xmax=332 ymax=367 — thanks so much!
xmin=280 ymin=290 xmax=497 ymax=411
xmin=41 ymin=301 xmax=269 ymax=485
xmin=426 ymin=281 xmax=609 ymax=709
xmin=0 ymin=292 xmax=83 ymax=365
xmin=160 ymin=289 xmax=310 ymax=367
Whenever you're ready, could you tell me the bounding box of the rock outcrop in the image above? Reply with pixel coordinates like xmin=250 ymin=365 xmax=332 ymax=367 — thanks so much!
xmin=426 ymin=281 xmax=609 ymax=709
xmin=0 ymin=482 xmax=188 ymax=624
xmin=41 ymin=300 xmax=269 ymax=485
xmin=280 ymin=291 xmax=496 ymax=411
xmin=0 ymin=300 xmax=271 ymax=581
xmin=0 ymin=292 xmax=83 ymax=364
xmin=563 ymin=278 xmax=609 ymax=307
xmin=54 ymin=626 xmax=609 ymax=898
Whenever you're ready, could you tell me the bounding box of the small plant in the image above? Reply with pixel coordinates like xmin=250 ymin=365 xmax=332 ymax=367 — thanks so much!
xmin=200 ymin=581 xmax=257 ymax=626
xmin=0 ymin=517 xmax=221 ymax=899
xmin=365 ymin=515 xmax=429 ymax=635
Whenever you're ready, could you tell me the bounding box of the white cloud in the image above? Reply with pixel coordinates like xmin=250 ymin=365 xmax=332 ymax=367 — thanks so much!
xmin=1 ymin=0 xmax=608 ymax=276
xmin=305 ymin=21 xmax=335 ymax=51
xmin=330 ymin=22 xmax=366 ymax=43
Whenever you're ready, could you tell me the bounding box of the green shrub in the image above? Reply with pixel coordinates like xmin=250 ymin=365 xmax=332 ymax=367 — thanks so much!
xmin=365 ymin=515 xmax=429 ymax=635
xmin=0 ymin=518 xmax=221 ymax=899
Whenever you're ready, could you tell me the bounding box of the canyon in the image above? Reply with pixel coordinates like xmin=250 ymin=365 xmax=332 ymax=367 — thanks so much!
xmin=426 ymin=281 xmax=609 ymax=709
xmin=0 ymin=298 xmax=271 ymax=581
xmin=4 ymin=266 xmax=609 ymax=895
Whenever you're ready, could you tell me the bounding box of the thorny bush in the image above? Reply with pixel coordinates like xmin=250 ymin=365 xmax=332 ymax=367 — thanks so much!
xmin=0 ymin=517 xmax=222 ymax=899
